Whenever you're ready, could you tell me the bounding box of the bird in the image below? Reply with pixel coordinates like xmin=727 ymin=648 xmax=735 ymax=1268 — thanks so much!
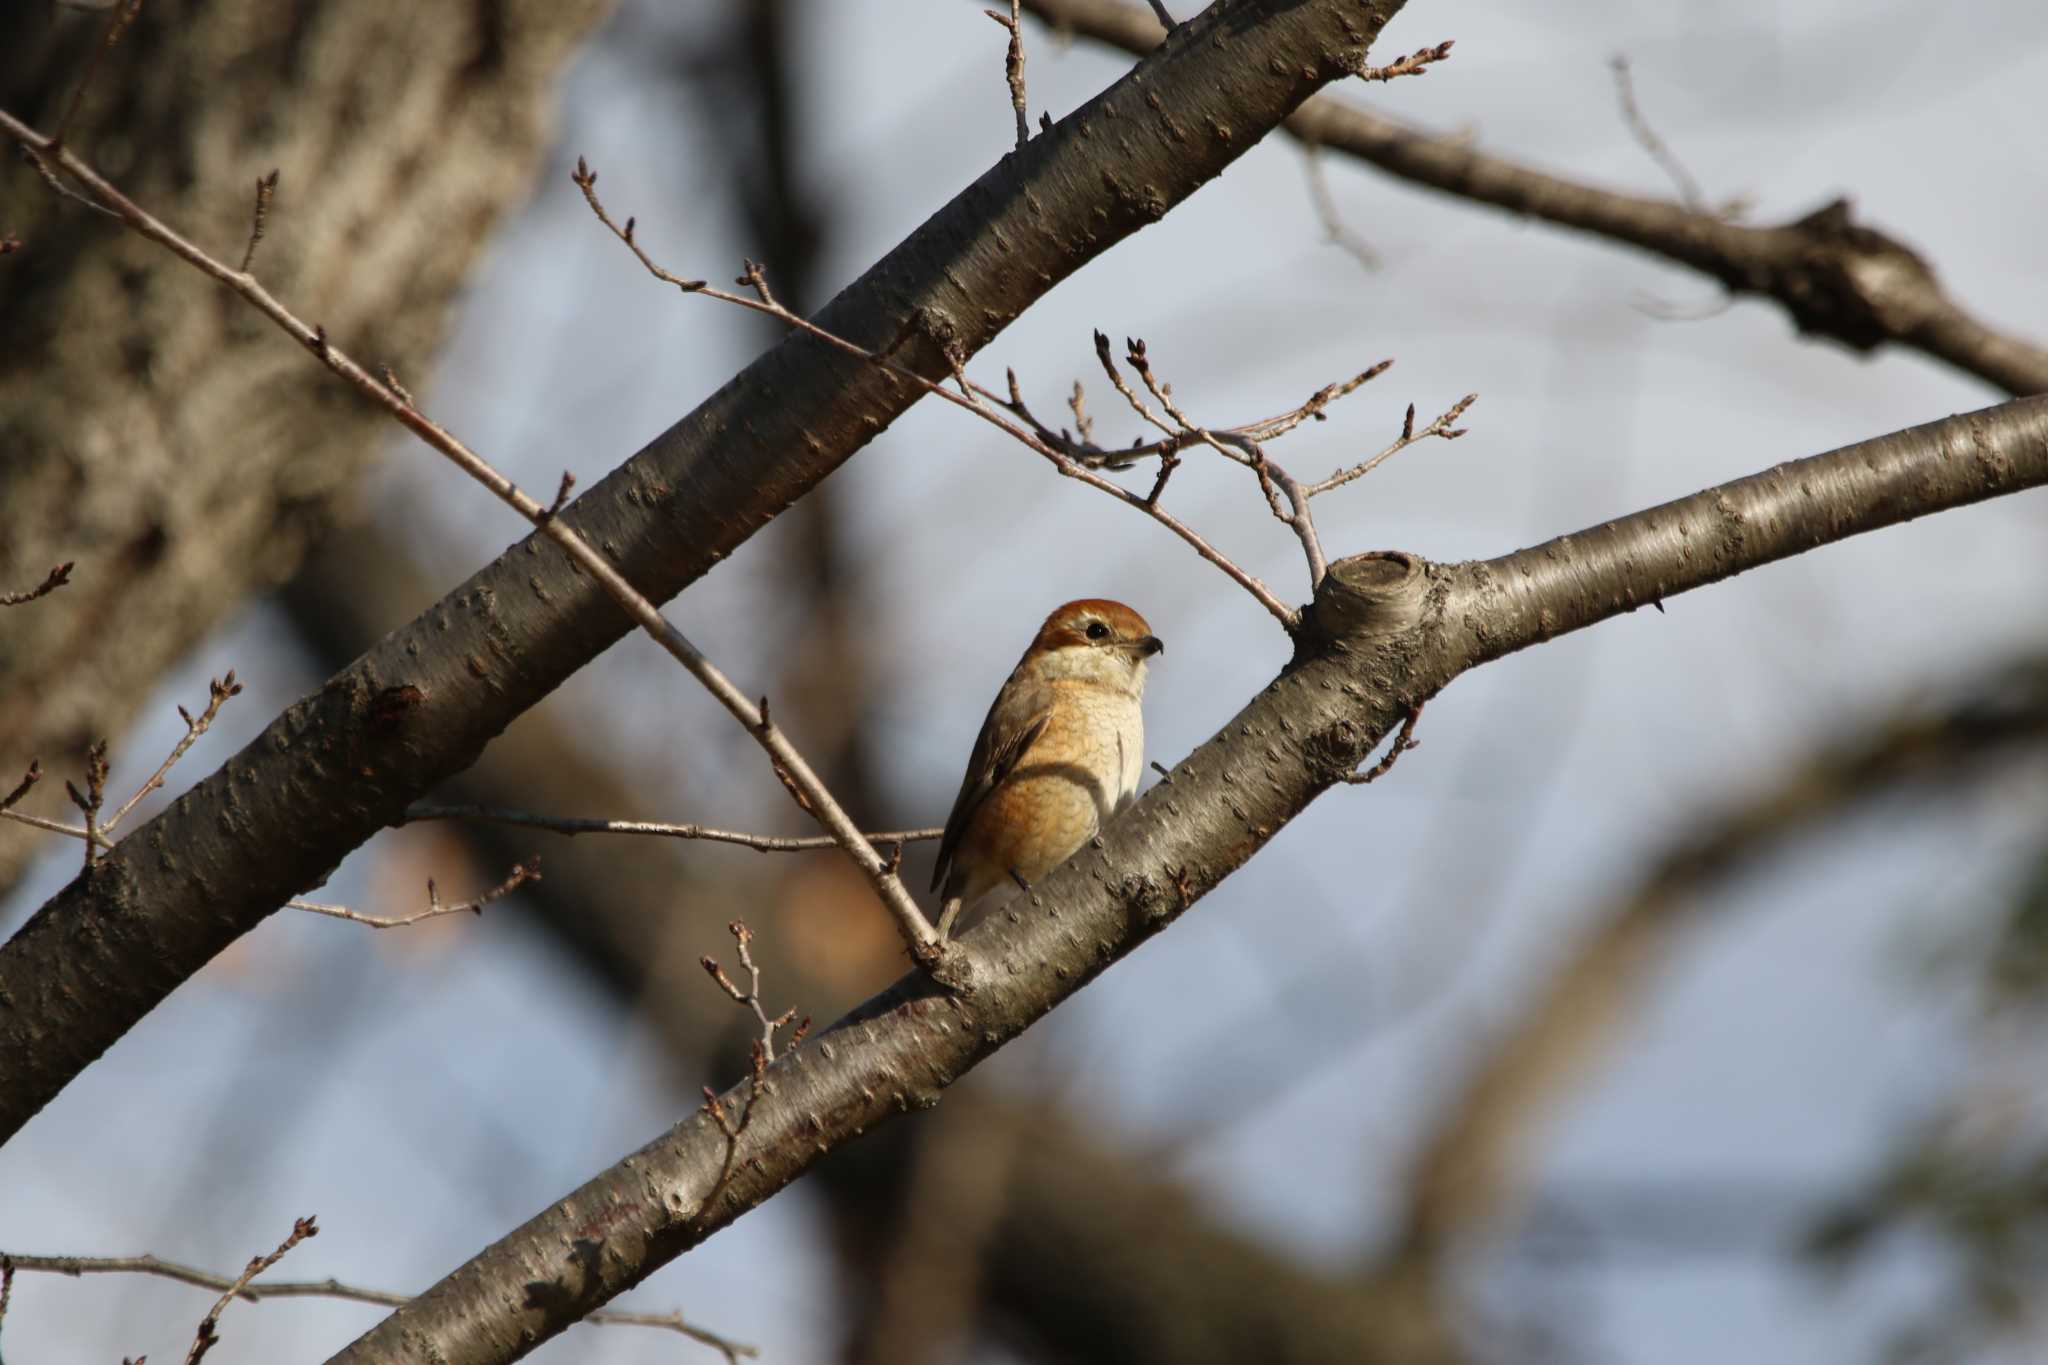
xmin=931 ymin=599 xmax=1163 ymax=938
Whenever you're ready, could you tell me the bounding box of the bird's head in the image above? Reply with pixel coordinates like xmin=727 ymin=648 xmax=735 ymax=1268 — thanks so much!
xmin=1018 ymin=598 xmax=1163 ymax=695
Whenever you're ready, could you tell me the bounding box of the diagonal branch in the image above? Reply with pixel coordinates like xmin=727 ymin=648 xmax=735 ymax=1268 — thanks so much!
xmin=1019 ymin=0 xmax=2048 ymax=396
xmin=0 ymin=0 xmax=1414 ymax=1145
xmin=328 ymin=400 xmax=2048 ymax=1364
xmin=0 ymin=113 xmax=942 ymax=963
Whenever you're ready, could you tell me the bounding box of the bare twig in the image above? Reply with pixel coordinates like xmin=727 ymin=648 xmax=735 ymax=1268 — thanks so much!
xmin=1093 ymin=334 xmax=1428 ymax=591
xmin=51 ymin=0 xmax=144 ymax=147
xmin=1020 ymin=0 xmax=2048 ymax=396
xmin=987 ymin=1 xmax=1030 ymax=149
xmin=0 ymin=807 xmax=107 ymax=848
xmin=1305 ymin=392 xmax=1475 ymax=496
xmin=571 ymin=157 xmax=1303 ymax=630
xmin=0 ymin=761 xmax=41 ymax=814
xmin=1610 ymin=55 xmax=1705 ymax=214
xmin=1358 ymin=38 xmax=1454 ymax=84
xmin=378 ymin=364 xmax=414 ymax=406
xmin=405 ymin=801 xmax=940 ymax=854
xmin=1342 ymin=703 xmax=1423 ymax=784
xmin=701 ymin=921 xmax=808 ymax=1066
xmin=539 ymin=470 xmax=576 ymax=521
xmin=104 ymin=672 xmax=242 ymax=833
xmin=0 ymin=561 xmax=74 ymax=606
xmin=288 ymin=862 xmax=537 ymax=929
xmin=3 ymin=676 xmax=242 ymax=856
xmin=186 ymin=1215 xmax=317 ymax=1365
xmin=1301 ymin=145 xmax=1379 ymax=270
xmin=0 ymin=1249 xmax=755 ymax=1360
xmin=17 ymin=142 xmax=119 ymax=218
xmin=1067 ymin=379 xmax=1094 ymax=442
xmin=0 ymin=112 xmax=944 ymax=969
xmin=62 ymin=740 xmax=108 ymax=871
xmin=1142 ymin=0 xmax=1174 ymax=30
xmin=694 ymin=921 xmax=810 ymax=1229
xmin=237 ymin=169 xmax=278 ymax=273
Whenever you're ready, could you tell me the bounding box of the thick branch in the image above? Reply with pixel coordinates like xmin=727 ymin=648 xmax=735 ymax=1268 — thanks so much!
xmin=1020 ymin=0 xmax=2048 ymax=396
xmin=330 ymin=399 xmax=2048 ymax=1363
xmin=0 ymin=0 xmax=1410 ymax=1144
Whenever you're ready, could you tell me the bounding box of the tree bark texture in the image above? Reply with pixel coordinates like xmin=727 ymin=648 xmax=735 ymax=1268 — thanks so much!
xmin=0 ymin=0 xmax=1412 ymax=1146
xmin=1020 ymin=0 xmax=2048 ymax=396
xmin=0 ymin=0 xmax=614 ymax=897
xmin=328 ymin=398 xmax=2048 ymax=1364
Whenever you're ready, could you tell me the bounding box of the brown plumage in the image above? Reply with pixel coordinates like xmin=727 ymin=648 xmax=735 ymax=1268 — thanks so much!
xmin=932 ymin=599 xmax=1162 ymax=937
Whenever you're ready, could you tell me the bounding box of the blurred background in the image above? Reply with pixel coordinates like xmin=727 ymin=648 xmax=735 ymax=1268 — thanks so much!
xmin=3 ymin=1 xmax=2046 ymax=1361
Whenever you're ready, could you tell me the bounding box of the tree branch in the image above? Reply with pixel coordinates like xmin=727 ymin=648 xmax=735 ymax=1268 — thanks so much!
xmin=0 ymin=0 xmax=1412 ymax=1145
xmin=329 ymin=398 xmax=2048 ymax=1363
xmin=0 ymin=1247 xmax=755 ymax=1360
xmin=403 ymin=801 xmax=941 ymax=853
xmin=1018 ymin=0 xmax=2048 ymax=396
xmin=1 ymin=109 xmax=945 ymax=962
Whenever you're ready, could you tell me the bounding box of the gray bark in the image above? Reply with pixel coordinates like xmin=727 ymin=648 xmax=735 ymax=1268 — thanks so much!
xmin=0 ymin=0 xmax=1411 ymax=1145
xmin=0 ymin=0 xmax=613 ymax=897
xmin=327 ymin=398 xmax=2048 ymax=1364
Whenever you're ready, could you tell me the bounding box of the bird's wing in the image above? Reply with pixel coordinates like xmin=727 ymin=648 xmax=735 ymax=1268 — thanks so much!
xmin=931 ymin=677 xmax=1052 ymax=895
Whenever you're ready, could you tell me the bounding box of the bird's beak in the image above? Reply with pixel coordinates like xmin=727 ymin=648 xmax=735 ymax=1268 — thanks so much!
xmin=1126 ymin=634 xmax=1164 ymax=658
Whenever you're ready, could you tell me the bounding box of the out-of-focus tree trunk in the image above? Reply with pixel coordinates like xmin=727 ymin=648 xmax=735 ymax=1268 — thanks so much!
xmin=0 ymin=0 xmax=612 ymax=898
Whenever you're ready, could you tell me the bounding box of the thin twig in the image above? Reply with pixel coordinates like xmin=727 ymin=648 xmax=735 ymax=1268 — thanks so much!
xmin=51 ymin=0 xmax=144 ymax=147
xmin=405 ymin=801 xmax=939 ymax=854
xmin=0 ymin=807 xmax=109 ymax=847
xmin=986 ymin=1 xmax=1030 ymax=149
xmin=1142 ymin=0 xmax=1174 ymax=29
xmin=0 ymin=113 xmax=945 ymax=969
xmin=1304 ymin=393 xmax=1475 ymax=497
xmin=1358 ymin=38 xmax=1454 ymax=84
xmin=0 ymin=561 xmax=74 ymax=606
xmin=62 ymin=740 xmax=107 ymax=872
xmin=0 ymin=1249 xmax=755 ymax=1361
xmin=701 ymin=921 xmax=808 ymax=1066
xmin=0 ymin=761 xmax=41 ymax=814
xmin=1342 ymin=703 xmax=1424 ymax=784
xmin=1609 ymin=55 xmax=1706 ymax=214
xmin=693 ymin=921 xmax=810 ymax=1229
xmin=569 ymin=157 xmax=1302 ymax=631
xmin=288 ymin=862 xmax=538 ymax=929
xmin=539 ymin=469 xmax=576 ymax=521
xmin=186 ymin=1215 xmax=317 ymax=1365
xmin=104 ymin=672 xmax=242 ymax=832
xmin=1300 ymin=145 xmax=1379 ymax=271
xmin=237 ymin=169 xmax=277 ymax=273
xmin=1107 ymin=335 xmax=1337 ymax=587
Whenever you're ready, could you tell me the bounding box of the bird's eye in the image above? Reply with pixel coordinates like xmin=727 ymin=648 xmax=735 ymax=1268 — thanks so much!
xmin=1085 ymin=621 xmax=1109 ymax=640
